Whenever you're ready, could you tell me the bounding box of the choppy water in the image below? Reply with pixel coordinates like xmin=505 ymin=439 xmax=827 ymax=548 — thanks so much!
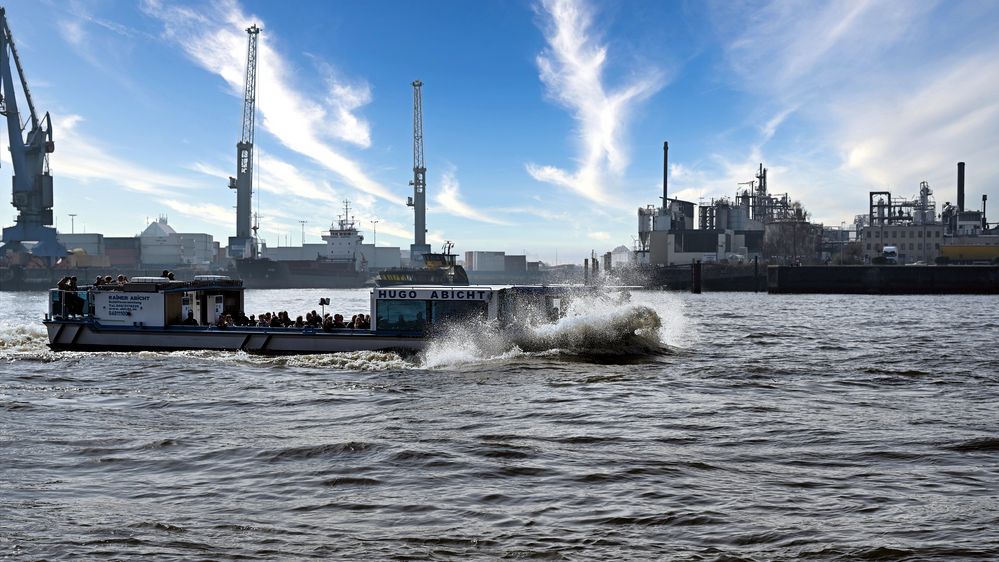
xmin=2 ymin=288 xmax=998 ymax=560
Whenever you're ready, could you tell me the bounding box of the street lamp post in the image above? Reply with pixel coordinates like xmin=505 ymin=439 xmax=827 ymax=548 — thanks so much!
xmin=371 ymin=220 xmax=379 ymax=247
xmin=299 ymin=220 xmax=307 ymax=246
xmin=68 ymin=214 xmax=77 ymax=234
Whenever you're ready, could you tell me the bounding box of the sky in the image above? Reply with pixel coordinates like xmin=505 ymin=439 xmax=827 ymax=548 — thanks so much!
xmin=2 ymin=0 xmax=998 ymax=264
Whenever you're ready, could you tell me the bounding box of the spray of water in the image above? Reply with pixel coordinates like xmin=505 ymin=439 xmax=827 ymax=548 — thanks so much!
xmin=0 ymin=324 xmax=58 ymax=362
xmin=418 ymin=290 xmax=669 ymax=369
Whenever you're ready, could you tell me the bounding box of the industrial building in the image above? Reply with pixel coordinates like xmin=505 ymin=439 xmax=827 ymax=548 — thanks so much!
xmin=861 ymin=162 xmax=996 ymax=264
xmin=636 ymin=142 xmax=818 ymax=266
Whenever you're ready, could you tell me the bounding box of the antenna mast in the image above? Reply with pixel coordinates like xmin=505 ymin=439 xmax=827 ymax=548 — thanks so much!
xmin=227 ymin=24 xmax=260 ymax=259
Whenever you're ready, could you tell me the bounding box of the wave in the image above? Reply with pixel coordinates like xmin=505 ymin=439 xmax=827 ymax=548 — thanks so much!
xmin=419 ymin=295 xmax=669 ymax=369
xmin=0 ymin=324 xmax=58 ymax=362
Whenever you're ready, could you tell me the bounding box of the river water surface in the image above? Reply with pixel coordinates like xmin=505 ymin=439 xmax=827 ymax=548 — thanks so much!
xmin=1 ymin=289 xmax=997 ymax=560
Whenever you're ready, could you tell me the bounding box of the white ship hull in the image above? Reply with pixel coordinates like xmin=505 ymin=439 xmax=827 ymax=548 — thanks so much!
xmin=45 ymin=321 xmax=423 ymax=354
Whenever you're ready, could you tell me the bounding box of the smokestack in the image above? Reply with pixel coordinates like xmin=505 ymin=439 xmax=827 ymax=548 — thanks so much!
xmin=663 ymin=141 xmax=669 ymax=203
xmin=957 ymin=162 xmax=965 ymax=212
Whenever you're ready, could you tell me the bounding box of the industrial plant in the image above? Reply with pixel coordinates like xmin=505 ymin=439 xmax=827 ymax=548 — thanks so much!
xmin=0 ymin=6 xmax=996 ymax=293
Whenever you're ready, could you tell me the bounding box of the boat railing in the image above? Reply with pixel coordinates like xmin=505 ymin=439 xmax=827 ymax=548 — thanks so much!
xmin=47 ymin=288 xmax=93 ymax=320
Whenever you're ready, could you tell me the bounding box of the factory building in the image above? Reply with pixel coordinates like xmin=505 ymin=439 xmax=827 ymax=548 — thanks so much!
xmin=638 ymin=142 xmax=814 ymax=266
xmin=861 ymin=163 xmax=996 ymax=264
xmin=138 ymin=216 xmax=219 ymax=269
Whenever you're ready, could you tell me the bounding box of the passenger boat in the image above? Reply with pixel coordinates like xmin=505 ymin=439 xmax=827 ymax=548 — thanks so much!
xmin=43 ymin=275 xmax=589 ymax=354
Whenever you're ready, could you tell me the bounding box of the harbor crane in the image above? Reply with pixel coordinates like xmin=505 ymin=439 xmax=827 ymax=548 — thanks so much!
xmin=227 ymin=24 xmax=260 ymax=259
xmin=0 ymin=7 xmax=66 ymax=260
xmin=407 ymin=80 xmax=430 ymax=263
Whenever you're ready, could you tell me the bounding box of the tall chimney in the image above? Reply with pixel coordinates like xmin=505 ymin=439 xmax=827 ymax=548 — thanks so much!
xmin=663 ymin=141 xmax=669 ymax=203
xmin=957 ymin=161 xmax=965 ymax=212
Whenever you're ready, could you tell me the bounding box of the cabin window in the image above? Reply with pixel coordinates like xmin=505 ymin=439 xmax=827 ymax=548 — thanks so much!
xmin=431 ymin=300 xmax=487 ymax=324
xmin=376 ymin=300 xmax=429 ymax=331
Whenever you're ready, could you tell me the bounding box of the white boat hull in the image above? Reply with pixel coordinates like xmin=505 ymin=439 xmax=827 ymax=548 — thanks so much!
xmin=45 ymin=321 xmax=424 ymax=354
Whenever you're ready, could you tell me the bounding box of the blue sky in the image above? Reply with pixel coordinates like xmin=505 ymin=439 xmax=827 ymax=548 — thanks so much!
xmin=2 ymin=0 xmax=998 ymax=264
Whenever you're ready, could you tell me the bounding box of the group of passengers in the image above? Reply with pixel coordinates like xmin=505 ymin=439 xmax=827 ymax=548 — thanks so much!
xmin=85 ymin=270 xmax=176 ymax=287
xmin=249 ymin=310 xmax=371 ymax=330
xmin=200 ymin=310 xmax=371 ymax=331
xmin=56 ymin=276 xmax=85 ymax=316
xmin=91 ymin=274 xmax=131 ymax=285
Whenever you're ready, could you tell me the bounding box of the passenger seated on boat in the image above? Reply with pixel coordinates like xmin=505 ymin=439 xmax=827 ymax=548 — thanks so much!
xmin=167 ymin=272 xmax=175 ymax=281
xmin=322 ymin=315 xmax=334 ymax=332
xmin=182 ymin=311 xmax=198 ymax=326
xmin=93 ymin=276 xmax=104 ymax=286
xmin=332 ymin=314 xmax=346 ymax=328
xmin=235 ymin=311 xmax=250 ymax=326
xmin=116 ymin=274 xmax=128 ymax=284
xmin=161 ymin=269 xmax=170 ymax=277
xmin=294 ymin=315 xmax=305 ymax=328
xmin=349 ymin=314 xmax=358 ymax=328
xmin=269 ymin=314 xmax=283 ymax=328
xmin=104 ymin=275 xmax=113 ymax=284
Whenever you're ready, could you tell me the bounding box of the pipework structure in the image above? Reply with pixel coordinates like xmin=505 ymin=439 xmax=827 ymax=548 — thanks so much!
xmin=407 ymin=80 xmax=430 ymax=263
xmin=0 ymin=7 xmax=66 ymax=259
xmin=868 ymin=181 xmax=936 ymax=227
xmin=227 ymin=24 xmax=260 ymax=259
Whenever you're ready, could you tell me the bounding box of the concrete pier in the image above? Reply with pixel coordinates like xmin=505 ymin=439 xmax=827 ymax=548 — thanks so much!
xmin=768 ymin=265 xmax=999 ymax=294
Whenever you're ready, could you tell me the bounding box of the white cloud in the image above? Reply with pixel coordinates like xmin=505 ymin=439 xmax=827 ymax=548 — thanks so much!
xmin=161 ymin=199 xmax=233 ymax=228
xmin=432 ymin=167 xmax=510 ymax=225
xmin=587 ymin=231 xmax=610 ymax=241
xmin=707 ymin=0 xmax=999 ymax=224
xmin=526 ymin=0 xmax=664 ymax=203
xmin=52 ymin=114 xmax=203 ymax=195
xmin=140 ymin=0 xmax=396 ymax=202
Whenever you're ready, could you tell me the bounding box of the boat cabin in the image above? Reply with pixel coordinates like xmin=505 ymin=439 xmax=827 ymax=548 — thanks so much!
xmin=48 ymin=275 xmax=245 ymax=328
xmin=370 ymin=285 xmax=593 ymax=332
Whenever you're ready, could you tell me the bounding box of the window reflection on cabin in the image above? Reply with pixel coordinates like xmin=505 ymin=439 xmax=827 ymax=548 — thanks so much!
xmin=376 ymin=301 xmax=429 ymax=331
xmin=431 ymin=300 xmax=486 ymax=324
xmin=376 ymin=300 xmax=487 ymax=331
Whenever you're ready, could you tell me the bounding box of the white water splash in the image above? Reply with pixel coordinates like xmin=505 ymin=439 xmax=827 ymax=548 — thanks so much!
xmin=418 ymin=292 xmax=669 ymax=369
xmin=0 ymin=324 xmax=57 ymax=362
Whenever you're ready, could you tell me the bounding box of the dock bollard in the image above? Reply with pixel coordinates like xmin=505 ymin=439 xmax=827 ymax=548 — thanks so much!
xmin=691 ymin=260 xmax=702 ymax=294
xmin=754 ymin=256 xmax=759 ymax=293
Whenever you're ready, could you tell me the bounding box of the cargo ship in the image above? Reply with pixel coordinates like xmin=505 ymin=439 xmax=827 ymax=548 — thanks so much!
xmin=233 ymin=202 xmax=372 ymax=289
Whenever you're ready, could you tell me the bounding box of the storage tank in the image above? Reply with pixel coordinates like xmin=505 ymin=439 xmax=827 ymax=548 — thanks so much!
xmin=637 ymin=206 xmax=654 ymax=251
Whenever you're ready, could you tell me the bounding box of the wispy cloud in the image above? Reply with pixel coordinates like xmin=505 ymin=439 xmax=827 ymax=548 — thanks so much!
xmin=432 ymin=167 xmax=510 ymax=225
xmin=53 ymin=114 xmax=202 ymax=195
xmin=140 ymin=0 xmax=396 ymax=202
xmin=161 ymin=199 xmax=233 ymax=228
xmin=526 ymin=0 xmax=664 ymax=203
xmin=706 ymin=0 xmax=999 ymax=223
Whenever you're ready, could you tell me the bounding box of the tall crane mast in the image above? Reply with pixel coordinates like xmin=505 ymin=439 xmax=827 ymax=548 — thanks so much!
xmin=0 ymin=7 xmax=66 ymax=259
xmin=407 ymin=79 xmax=430 ymax=263
xmin=227 ymin=24 xmax=260 ymax=259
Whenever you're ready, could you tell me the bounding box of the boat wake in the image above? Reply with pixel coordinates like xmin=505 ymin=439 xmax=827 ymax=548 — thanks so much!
xmin=0 ymin=324 xmax=58 ymax=362
xmin=419 ymin=295 xmax=670 ymax=369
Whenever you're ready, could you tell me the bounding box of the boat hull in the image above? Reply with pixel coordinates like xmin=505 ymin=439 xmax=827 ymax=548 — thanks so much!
xmin=234 ymin=258 xmax=370 ymax=289
xmin=45 ymin=321 xmax=423 ymax=354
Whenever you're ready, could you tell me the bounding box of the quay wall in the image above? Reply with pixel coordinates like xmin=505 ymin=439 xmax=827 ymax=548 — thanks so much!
xmin=768 ymin=265 xmax=999 ymax=294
